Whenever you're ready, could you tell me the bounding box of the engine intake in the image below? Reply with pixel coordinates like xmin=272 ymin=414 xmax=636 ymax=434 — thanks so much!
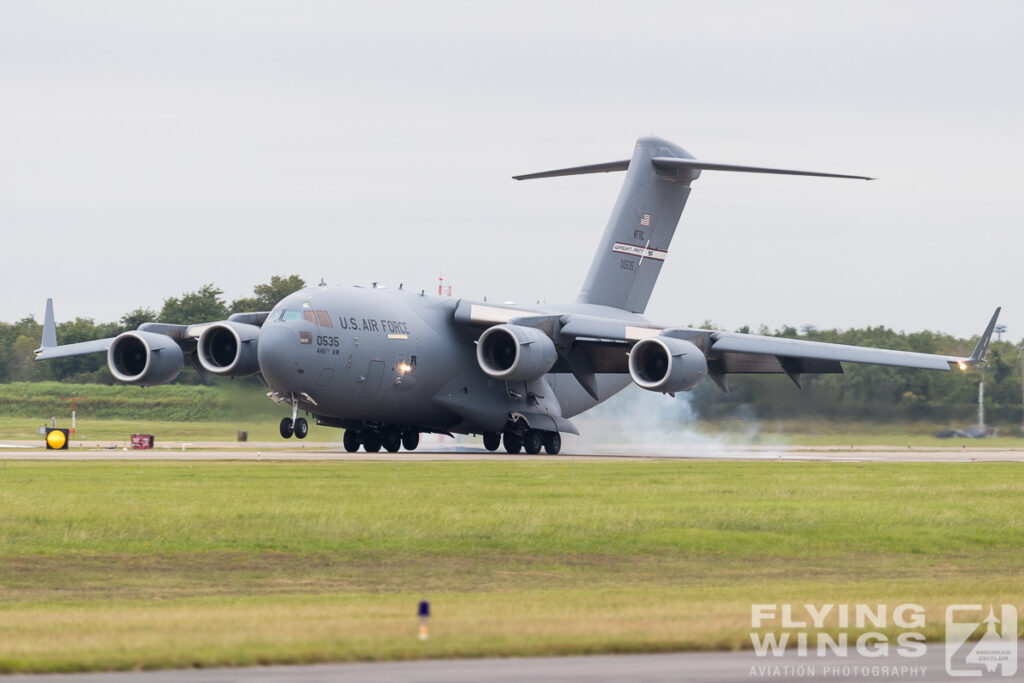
xmin=477 ymin=324 xmax=557 ymax=382
xmin=628 ymin=336 xmax=707 ymax=393
xmin=197 ymin=322 xmax=261 ymax=378
xmin=107 ymin=331 xmax=184 ymax=386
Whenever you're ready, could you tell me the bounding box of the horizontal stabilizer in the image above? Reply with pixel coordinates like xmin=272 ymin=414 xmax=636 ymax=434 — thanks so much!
xmin=513 ymin=160 xmax=630 ymax=181
xmin=650 ymin=157 xmax=873 ymax=181
xmin=514 ymin=154 xmax=871 ymax=182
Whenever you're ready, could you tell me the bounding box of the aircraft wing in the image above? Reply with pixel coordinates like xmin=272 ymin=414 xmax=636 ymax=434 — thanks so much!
xmin=555 ymin=307 xmax=1000 ymax=393
xmin=35 ymin=338 xmax=115 ymax=360
xmin=33 ymin=298 xmax=272 ymax=362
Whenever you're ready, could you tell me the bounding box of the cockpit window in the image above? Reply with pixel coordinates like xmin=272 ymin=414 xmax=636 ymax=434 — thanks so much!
xmin=276 ymin=309 xmax=334 ymax=327
xmin=278 ymin=310 xmax=303 ymax=322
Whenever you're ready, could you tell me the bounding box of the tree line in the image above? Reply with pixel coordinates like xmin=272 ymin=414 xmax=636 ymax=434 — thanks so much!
xmin=0 ymin=278 xmax=1017 ymax=423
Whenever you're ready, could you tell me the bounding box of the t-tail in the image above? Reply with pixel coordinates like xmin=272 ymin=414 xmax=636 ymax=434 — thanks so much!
xmin=515 ymin=136 xmax=872 ymax=314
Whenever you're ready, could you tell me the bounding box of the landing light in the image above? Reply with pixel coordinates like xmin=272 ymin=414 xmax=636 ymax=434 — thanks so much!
xmin=397 ymin=362 xmax=412 ymax=375
xmin=957 ymin=360 xmax=968 ymax=371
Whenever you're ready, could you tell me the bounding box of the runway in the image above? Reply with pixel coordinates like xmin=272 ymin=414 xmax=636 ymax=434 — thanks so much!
xmin=7 ymin=645 xmax=1020 ymax=682
xmin=1 ymin=440 xmax=1023 ymax=462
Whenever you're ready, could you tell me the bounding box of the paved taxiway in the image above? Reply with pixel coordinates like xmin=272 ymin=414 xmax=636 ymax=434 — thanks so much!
xmin=8 ymin=646 xmax=1022 ymax=682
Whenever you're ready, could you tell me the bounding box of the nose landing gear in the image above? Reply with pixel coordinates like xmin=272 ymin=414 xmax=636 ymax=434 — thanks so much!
xmin=279 ymin=394 xmax=309 ymax=439
xmin=279 ymin=417 xmax=309 ymax=439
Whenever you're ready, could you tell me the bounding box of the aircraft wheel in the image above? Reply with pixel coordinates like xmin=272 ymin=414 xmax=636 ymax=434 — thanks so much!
xmin=503 ymin=431 xmax=522 ymax=454
xmin=362 ymin=431 xmax=381 ymax=453
xmin=402 ymin=431 xmax=420 ymax=451
xmin=294 ymin=417 xmax=309 ymax=439
xmin=543 ymin=431 xmax=561 ymax=455
xmin=382 ymin=428 xmax=402 ymax=453
xmin=279 ymin=417 xmax=294 ymax=439
xmin=482 ymin=432 xmax=501 ymax=451
xmin=523 ymin=429 xmax=543 ymax=455
xmin=343 ymin=429 xmax=360 ymax=453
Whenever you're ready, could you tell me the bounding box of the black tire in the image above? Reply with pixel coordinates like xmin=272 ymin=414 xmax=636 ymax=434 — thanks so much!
xmin=482 ymin=432 xmax=501 ymax=451
xmin=523 ymin=429 xmax=543 ymax=455
xmin=402 ymin=431 xmax=420 ymax=451
xmin=362 ymin=431 xmax=381 ymax=452
xmin=342 ymin=429 xmax=360 ymax=453
xmin=294 ymin=417 xmax=309 ymax=439
xmin=382 ymin=428 xmax=402 ymax=453
xmin=279 ymin=417 xmax=294 ymax=439
xmin=543 ymin=431 xmax=561 ymax=455
xmin=503 ymin=431 xmax=522 ymax=454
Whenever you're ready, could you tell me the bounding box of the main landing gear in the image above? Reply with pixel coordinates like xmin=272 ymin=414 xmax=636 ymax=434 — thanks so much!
xmin=342 ymin=427 xmax=421 ymax=453
xmin=497 ymin=428 xmax=561 ymax=455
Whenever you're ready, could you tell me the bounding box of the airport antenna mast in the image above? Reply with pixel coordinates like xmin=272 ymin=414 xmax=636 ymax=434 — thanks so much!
xmin=60 ymin=393 xmax=86 ymax=438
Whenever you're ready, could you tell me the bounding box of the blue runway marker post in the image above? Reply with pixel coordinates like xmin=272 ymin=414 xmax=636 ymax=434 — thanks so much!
xmin=418 ymin=599 xmax=430 ymax=640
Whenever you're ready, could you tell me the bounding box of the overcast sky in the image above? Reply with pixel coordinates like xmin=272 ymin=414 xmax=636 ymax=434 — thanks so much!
xmin=2 ymin=1 xmax=1021 ymax=338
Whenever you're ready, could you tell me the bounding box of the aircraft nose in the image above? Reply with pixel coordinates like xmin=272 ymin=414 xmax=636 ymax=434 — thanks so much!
xmin=258 ymin=324 xmax=300 ymax=392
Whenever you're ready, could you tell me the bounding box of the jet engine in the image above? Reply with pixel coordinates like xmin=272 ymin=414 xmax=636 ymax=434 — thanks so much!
xmin=107 ymin=331 xmax=185 ymax=386
xmin=628 ymin=336 xmax=708 ymax=393
xmin=197 ymin=322 xmax=261 ymax=378
xmin=476 ymin=324 xmax=557 ymax=381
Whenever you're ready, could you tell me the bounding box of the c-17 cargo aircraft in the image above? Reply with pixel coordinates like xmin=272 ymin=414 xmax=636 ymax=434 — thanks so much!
xmin=36 ymin=136 xmax=999 ymax=455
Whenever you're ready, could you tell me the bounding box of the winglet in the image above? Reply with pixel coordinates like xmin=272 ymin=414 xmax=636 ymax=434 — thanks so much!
xmin=960 ymin=307 xmax=1001 ymax=367
xmin=35 ymin=298 xmax=58 ymax=355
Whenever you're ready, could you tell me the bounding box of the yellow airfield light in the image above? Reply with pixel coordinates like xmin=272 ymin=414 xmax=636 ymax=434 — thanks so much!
xmin=45 ymin=428 xmax=69 ymax=450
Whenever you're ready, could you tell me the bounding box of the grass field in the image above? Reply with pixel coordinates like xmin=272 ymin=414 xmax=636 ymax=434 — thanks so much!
xmin=0 ymin=460 xmax=1021 ymax=672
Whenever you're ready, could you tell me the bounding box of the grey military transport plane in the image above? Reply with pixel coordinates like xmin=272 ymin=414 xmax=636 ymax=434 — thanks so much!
xmin=36 ymin=136 xmax=1000 ymax=455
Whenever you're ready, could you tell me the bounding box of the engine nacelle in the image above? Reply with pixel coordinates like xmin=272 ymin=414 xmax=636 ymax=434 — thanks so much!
xmin=197 ymin=322 xmax=261 ymax=378
xmin=628 ymin=336 xmax=708 ymax=393
xmin=476 ymin=324 xmax=558 ymax=382
xmin=107 ymin=331 xmax=184 ymax=386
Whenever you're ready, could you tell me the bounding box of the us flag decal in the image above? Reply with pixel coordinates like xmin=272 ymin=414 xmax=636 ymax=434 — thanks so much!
xmin=640 ymin=213 xmax=651 ymax=226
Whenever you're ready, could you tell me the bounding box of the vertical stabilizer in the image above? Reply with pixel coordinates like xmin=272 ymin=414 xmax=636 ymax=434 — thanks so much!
xmin=576 ymin=137 xmax=699 ymax=313
xmin=41 ymin=298 xmax=57 ymax=349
